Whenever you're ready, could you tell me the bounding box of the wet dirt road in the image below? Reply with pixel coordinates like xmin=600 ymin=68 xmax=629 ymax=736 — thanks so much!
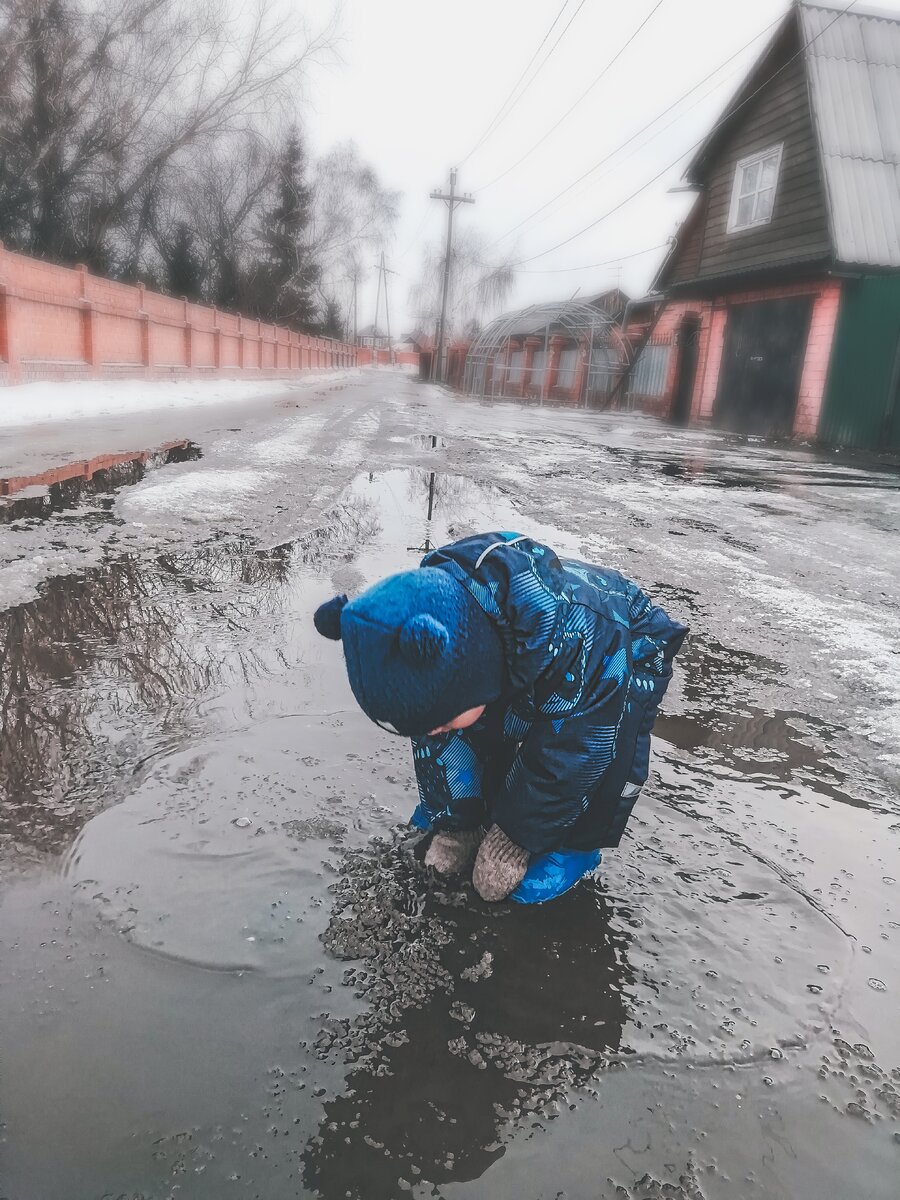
xmin=1 ymin=372 xmax=898 ymax=1199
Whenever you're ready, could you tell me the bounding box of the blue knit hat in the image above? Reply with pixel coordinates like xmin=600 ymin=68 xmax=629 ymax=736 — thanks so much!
xmin=314 ymin=568 xmax=506 ymax=737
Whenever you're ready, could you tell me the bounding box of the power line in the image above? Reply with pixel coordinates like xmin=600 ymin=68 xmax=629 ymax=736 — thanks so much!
xmin=460 ymin=0 xmax=587 ymax=166
xmin=476 ymin=0 xmax=668 ymax=194
xmin=486 ymin=10 xmax=784 ymax=251
xmin=513 ymin=0 xmax=858 ymax=267
xmin=396 ymin=205 xmax=433 ymax=261
xmin=516 ymin=243 xmax=670 ymax=274
xmin=450 ymin=242 xmax=670 ymax=321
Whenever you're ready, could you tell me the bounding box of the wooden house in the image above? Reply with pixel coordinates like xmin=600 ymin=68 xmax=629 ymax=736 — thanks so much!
xmin=634 ymin=0 xmax=900 ymax=449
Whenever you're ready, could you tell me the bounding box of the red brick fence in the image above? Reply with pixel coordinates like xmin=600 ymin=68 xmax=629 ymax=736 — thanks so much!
xmin=356 ymin=347 xmax=419 ymax=368
xmin=0 ymin=243 xmax=355 ymax=385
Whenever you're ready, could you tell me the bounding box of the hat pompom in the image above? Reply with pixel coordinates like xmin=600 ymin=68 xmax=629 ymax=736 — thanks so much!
xmin=399 ymin=613 xmax=449 ymax=661
xmin=314 ymin=594 xmax=348 ymax=641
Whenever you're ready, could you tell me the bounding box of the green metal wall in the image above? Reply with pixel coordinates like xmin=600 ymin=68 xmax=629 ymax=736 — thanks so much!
xmin=819 ymin=275 xmax=900 ymax=450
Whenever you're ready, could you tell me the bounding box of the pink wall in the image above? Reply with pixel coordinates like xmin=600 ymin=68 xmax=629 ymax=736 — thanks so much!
xmin=0 ymin=242 xmax=355 ymax=385
xmin=633 ymin=281 xmax=842 ymax=439
xmin=357 ymin=347 xmax=420 ymax=368
xmin=794 ymin=284 xmax=842 ymax=437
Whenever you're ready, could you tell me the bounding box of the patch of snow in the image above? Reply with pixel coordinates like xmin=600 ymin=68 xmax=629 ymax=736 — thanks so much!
xmin=0 ymin=545 xmax=106 ymax=610
xmin=0 ymin=371 xmax=359 ymax=429
xmin=250 ymin=410 xmax=330 ymax=465
xmin=119 ymin=468 xmax=272 ymax=523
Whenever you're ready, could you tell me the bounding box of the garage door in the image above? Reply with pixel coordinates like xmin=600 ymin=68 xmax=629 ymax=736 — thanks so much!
xmin=715 ymin=297 xmax=813 ymax=437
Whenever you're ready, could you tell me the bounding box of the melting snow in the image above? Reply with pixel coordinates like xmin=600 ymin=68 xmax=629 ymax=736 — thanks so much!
xmin=0 ymin=371 xmax=359 ymax=429
xmin=118 ymin=468 xmax=272 ymax=523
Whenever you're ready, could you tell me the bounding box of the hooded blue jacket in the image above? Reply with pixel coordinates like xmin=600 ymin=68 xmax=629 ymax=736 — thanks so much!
xmin=411 ymin=533 xmax=688 ymax=855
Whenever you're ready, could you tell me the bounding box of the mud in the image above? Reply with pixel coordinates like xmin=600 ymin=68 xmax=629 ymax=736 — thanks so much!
xmin=0 ymin=374 xmax=898 ymax=1199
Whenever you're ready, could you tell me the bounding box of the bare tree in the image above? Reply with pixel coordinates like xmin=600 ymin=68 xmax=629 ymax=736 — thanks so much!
xmin=0 ymin=0 xmax=339 ymax=274
xmin=159 ymin=124 xmax=279 ymax=309
xmin=409 ymin=226 xmax=516 ymax=340
xmin=311 ymin=140 xmax=399 ymax=321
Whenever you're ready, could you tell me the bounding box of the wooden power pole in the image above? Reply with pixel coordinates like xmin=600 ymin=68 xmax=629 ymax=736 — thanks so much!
xmin=352 ymin=271 xmax=358 ymax=347
xmin=372 ymin=251 xmax=398 ymax=367
xmin=380 ymin=250 xmax=399 ymax=367
xmin=430 ymin=167 xmax=474 ymax=384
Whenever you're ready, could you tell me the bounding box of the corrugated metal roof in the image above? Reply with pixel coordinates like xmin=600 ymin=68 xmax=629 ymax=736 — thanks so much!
xmin=800 ymin=2 xmax=900 ymax=267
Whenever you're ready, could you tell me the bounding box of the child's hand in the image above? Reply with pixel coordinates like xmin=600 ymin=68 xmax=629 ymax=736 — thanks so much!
xmin=424 ymin=828 xmax=483 ymax=875
xmin=473 ymin=825 xmax=529 ymax=901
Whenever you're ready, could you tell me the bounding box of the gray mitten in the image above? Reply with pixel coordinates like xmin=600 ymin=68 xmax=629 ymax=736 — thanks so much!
xmin=472 ymin=824 xmax=530 ymax=901
xmin=425 ymin=828 xmax=484 ymax=875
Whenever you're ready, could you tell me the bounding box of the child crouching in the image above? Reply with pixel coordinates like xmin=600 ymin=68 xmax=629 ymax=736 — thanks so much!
xmin=314 ymin=532 xmax=687 ymax=904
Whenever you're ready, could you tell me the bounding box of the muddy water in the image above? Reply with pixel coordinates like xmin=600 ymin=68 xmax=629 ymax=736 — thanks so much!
xmin=1 ymin=400 xmax=899 ymax=1198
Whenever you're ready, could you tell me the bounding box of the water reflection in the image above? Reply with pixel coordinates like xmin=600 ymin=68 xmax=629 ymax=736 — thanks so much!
xmin=657 ymin=624 xmax=868 ymax=810
xmin=302 ymin=837 xmax=634 ymax=1199
xmin=0 ymin=543 xmax=294 ymax=860
xmin=0 ymin=468 xmax=515 ymax=864
xmin=601 ymin=440 xmax=900 ymax=490
xmin=0 ymin=454 xmax=884 ymax=1199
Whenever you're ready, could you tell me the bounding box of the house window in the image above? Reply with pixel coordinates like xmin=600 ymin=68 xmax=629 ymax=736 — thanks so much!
xmin=727 ymin=144 xmax=783 ymax=233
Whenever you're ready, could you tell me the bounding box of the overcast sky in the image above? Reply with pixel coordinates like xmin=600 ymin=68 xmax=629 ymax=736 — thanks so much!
xmin=304 ymin=0 xmax=900 ymax=335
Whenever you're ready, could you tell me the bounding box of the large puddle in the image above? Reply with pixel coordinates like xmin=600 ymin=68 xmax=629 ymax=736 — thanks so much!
xmin=0 ymin=462 xmax=897 ymax=1198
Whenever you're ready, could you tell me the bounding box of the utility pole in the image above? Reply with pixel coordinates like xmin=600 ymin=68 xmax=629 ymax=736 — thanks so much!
xmin=372 ymin=263 xmax=383 ymax=361
xmin=430 ymin=167 xmax=474 ymax=384
xmin=371 ymin=251 xmax=399 ymax=367
xmin=383 ymin=257 xmax=393 ymax=366
xmin=352 ymin=271 xmax=359 ymax=347
xmin=378 ymin=249 xmax=399 ymax=367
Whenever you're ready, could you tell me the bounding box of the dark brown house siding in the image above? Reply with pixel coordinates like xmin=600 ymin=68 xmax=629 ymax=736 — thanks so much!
xmin=665 ymin=195 xmax=707 ymax=285
xmin=661 ymin=26 xmax=831 ymax=291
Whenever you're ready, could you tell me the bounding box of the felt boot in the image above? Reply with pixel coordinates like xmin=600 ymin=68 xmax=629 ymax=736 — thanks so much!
xmin=425 ymin=828 xmax=484 ymax=875
xmin=473 ymin=824 xmax=530 ymax=901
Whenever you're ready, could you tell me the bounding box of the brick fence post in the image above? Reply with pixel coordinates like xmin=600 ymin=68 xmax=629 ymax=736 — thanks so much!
xmin=0 ymin=242 xmax=19 ymax=383
xmin=138 ymin=283 xmax=151 ymax=372
xmin=183 ymin=297 xmax=193 ymax=368
xmin=213 ymin=305 xmax=221 ymax=370
xmin=77 ymin=264 xmax=98 ymax=371
xmin=238 ymin=314 xmax=245 ymax=369
xmin=0 ymin=283 xmax=17 ymax=382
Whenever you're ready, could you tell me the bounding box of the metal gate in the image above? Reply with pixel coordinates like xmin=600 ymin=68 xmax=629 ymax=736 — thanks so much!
xmin=715 ymin=298 xmax=813 ymax=437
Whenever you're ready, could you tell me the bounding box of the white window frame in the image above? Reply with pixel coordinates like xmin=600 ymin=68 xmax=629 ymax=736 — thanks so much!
xmin=727 ymin=143 xmax=784 ymax=233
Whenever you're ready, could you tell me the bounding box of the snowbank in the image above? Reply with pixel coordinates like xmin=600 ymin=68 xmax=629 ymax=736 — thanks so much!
xmin=0 ymin=371 xmax=359 ymax=429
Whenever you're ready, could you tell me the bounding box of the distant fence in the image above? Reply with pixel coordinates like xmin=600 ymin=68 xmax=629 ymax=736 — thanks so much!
xmin=0 ymin=242 xmax=355 ymax=386
xmin=356 ymin=347 xmax=419 ymax=368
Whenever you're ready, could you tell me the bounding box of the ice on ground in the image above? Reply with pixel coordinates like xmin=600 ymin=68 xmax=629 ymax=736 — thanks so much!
xmin=119 ymin=468 xmax=272 ymax=524
xmin=0 ymin=371 xmax=359 ymax=429
xmin=250 ymin=410 xmax=331 ymax=465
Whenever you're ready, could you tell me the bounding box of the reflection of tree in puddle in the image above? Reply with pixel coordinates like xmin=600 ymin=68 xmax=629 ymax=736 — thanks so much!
xmin=302 ymin=832 xmax=633 ymax=1199
xmin=0 ymin=542 xmax=294 ymax=862
xmin=404 ymin=468 xmax=488 ymax=516
xmin=290 ymin=493 xmax=381 ymax=567
xmin=0 ymin=474 xmax=469 ymax=864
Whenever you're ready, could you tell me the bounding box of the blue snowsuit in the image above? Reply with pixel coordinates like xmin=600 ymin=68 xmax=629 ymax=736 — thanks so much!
xmin=410 ymin=533 xmax=688 ymax=855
